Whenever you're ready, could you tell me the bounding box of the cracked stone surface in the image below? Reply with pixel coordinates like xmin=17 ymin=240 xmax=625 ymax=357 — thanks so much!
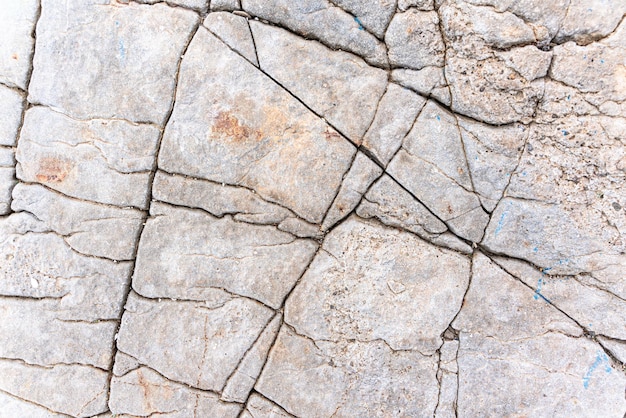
xmin=1 ymin=0 xmax=625 ymax=416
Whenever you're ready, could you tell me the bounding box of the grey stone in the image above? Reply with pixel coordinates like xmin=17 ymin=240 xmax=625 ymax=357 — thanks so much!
xmin=136 ymin=0 xmax=209 ymax=11
xmin=398 ymin=0 xmax=434 ymax=11
xmin=0 ymin=85 xmax=24 ymax=146
xmin=0 ymin=360 xmax=109 ymax=417
xmin=29 ymin=0 xmax=198 ymax=124
xmin=439 ymin=1 xmax=546 ymax=124
xmin=458 ymin=117 xmax=527 ymax=211
xmin=403 ymin=100 xmax=472 ymax=190
xmin=158 ymin=27 xmax=356 ymax=223
xmin=242 ymin=394 xmax=295 ymax=418
xmin=16 ymin=106 xmax=161 ymax=208
xmin=116 ymin=292 xmax=274 ymax=391
xmin=11 ymin=183 xmax=143 ymax=260
xmin=331 ymin=0 xmax=397 ymax=38
xmin=241 ymin=0 xmax=389 ymax=67
xmin=361 ymin=83 xmax=427 ymax=166
xmin=251 ymin=22 xmax=388 ymax=144
xmin=555 ymin=0 xmax=626 ymax=44
xmin=133 ymin=203 xmax=318 ymax=308
xmin=286 ymin=216 xmax=470 ymax=353
xmin=385 ymin=10 xmax=445 ymax=70
xmin=222 ymin=314 xmax=282 ymax=402
xmin=492 ymin=256 xmax=626 ymax=341
xmin=0 ymin=147 xmax=15 ymax=215
xmin=204 ymin=12 xmax=258 ymax=66
xmin=495 ymin=45 xmax=552 ymax=81
xmin=112 ymin=351 xmax=140 ymax=377
xmin=483 ymin=198 xmax=605 ymax=275
xmin=277 ymin=217 xmax=323 ymax=239
xmin=357 ymin=175 xmax=472 ymax=254
xmin=0 ymin=0 xmax=38 ymax=89
xmin=388 ymin=149 xmax=489 ymax=242
xmin=391 ymin=67 xmax=451 ymax=106
xmin=256 ymin=325 xmax=440 ymax=417
xmin=153 ymin=171 xmax=292 ymax=225
xmin=550 ymin=42 xmax=626 ymax=113
xmin=453 ymin=252 xmax=626 ymax=417
xmin=598 ymin=337 xmax=626 ymax=364
xmin=434 ymin=340 xmax=459 ymax=418
xmin=110 ymin=366 xmax=241 ymax=417
xmin=321 ymin=151 xmax=382 ymax=230
xmin=0 ymin=299 xmax=117 ymax=369
xmin=211 ymin=0 xmax=240 ymax=11
xmin=0 ymin=213 xmax=131 ymax=319
xmin=0 ymin=391 xmax=66 ymax=418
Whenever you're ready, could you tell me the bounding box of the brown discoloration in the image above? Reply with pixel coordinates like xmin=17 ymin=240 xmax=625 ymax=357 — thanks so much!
xmin=323 ymin=127 xmax=342 ymax=142
xmin=213 ymin=111 xmax=262 ymax=142
xmin=11 ymin=53 xmax=18 ymax=60
xmin=35 ymin=157 xmax=73 ymax=183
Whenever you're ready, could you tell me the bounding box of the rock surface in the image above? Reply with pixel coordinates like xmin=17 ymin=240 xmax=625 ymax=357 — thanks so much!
xmin=3 ymin=1 xmax=626 ymax=416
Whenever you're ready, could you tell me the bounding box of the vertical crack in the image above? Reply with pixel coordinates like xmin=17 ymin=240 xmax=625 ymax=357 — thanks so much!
xmin=105 ymin=18 xmax=203 ymax=410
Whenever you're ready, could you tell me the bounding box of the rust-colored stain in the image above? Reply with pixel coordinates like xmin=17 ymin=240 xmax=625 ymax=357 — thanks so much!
xmin=323 ymin=127 xmax=341 ymax=142
xmin=35 ymin=157 xmax=73 ymax=183
xmin=11 ymin=53 xmax=18 ymax=60
xmin=213 ymin=111 xmax=261 ymax=142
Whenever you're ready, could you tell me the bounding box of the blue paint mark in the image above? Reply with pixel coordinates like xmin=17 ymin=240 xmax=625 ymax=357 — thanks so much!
xmin=583 ymin=352 xmax=612 ymax=389
xmin=533 ymin=277 xmax=544 ymax=300
xmin=354 ymin=16 xmax=364 ymax=30
xmin=494 ymin=202 xmax=512 ymax=236
xmin=562 ymin=130 xmax=569 ymax=136
xmin=522 ymin=171 xmax=527 ymax=177
xmin=532 ymin=246 xmax=538 ymax=253
xmin=566 ymin=95 xmax=571 ymax=101
xmin=436 ymin=115 xmax=441 ymax=121
xmin=118 ymin=39 xmax=126 ymax=61
xmin=115 ymin=20 xmax=120 ymax=27
xmin=600 ymin=59 xmax=605 ymax=64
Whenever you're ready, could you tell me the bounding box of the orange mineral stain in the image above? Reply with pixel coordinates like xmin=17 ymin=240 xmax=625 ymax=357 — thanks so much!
xmin=35 ymin=157 xmax=73 ymax=183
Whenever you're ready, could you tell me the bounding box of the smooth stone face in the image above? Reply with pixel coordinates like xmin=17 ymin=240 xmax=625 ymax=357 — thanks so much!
xmin=204 ymin=12 xmax=258 ymax=66
xmin=29 ymin=0 xmax=198 ymax=124
xmin=158 ymin=28 xmax=356 ymax=223
xmin=0 ymin=0 xmax=38 ymax=89
xmin=222 ymin=314 xmax=282 ymax=403
xmin=331 ymin=0 xmax=396 ymax=38
xmin=483 ymin=198 xmax=605 ymax=275
xmin=16 ymin=107 xmax=160 ymax=208
xmin=0 ymin=213 xmax=131 ymax=320
xmin=454 ymin=253 xmax=626 ymax=417
xmin=321 ymin=151 xmax=382 ymax=230
xmin=458 ymin=118 xmax=527 ymax=211
xmin=0 ymin=391 xmax=67 ymax=418
xmin=0 ymin=85 xmax=24 ymax=146
xmin=390 ymin=67 xmax=450 ymax=105
xmin=153 ymin=171 xmax=292 ymax=225
xmin=403 ymin=100 xmax=472 ymax=189
xmin=116 ymin=292 xmax=274 ymax=391
xmin=385 ymin=10 xmax=445 ymax=70
xmin=493 ymin=256 xmax=626 ymax=341
xmin=495 ymin=45 xmax=552 ymax=81
xmin=133 ymin=203 xmax=318 ymax=308
xmin=555 ymin=0 xmax=626 ymax=44
xmin=109 ymin=367 xmax=241 ymax=417
xmin=387 ymin=149 xmax=489 ymax=242
xmin=11 ymin=183 xmax=143 ymax=260
xmin=242 ymin=394 xmax=295 ymax=418
xmin=136 ymin=0 xmax=209 ymax=11
xmin=357 ymin=175 xmax=472 ymax=254
xmin=0 ymin=360 xmax=109 ymax=417
xmin=256 ymin=325 xmax=440 ymax=418
xmin=0 ymin=147 xmax=15 ymax=215
xmin=242 ymin=0 xmax=389 ymax=67
xmin=361 ymin=83 xmax=427 ymax=166
xmin=251 ymin=22 xmax=388 ymax=144
xmin=286 ymin=216 xmax=470 ymax=353
xmin=398 ymin=0 xmax=434 ymax=11
xmin=211 ymin=0 xmax=240 ymax=11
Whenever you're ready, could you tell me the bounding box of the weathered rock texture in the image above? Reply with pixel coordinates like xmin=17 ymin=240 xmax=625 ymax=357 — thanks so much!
xmin=2 ymin=0 xmax=625 ymax=416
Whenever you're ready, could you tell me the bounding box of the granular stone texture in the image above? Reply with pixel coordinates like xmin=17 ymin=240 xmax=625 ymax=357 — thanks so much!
xmin=1 ymin=1 xmax=625 ymax=417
